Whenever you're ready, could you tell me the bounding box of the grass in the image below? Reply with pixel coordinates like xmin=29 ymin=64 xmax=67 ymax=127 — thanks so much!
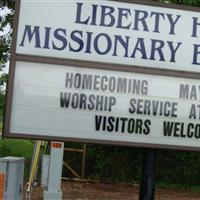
xmin=0 ymin=137 xmax=35 ymax=179
xmin=0 ymin=119 xmax=34 ymax=159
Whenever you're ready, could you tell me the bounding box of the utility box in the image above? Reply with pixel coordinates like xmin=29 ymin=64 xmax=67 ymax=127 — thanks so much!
xmin=0 ymin=157 xmax=24 ymax=200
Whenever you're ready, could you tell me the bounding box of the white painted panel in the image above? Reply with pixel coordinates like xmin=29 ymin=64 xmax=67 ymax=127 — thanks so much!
xmin=10 ymin=61 xmax=200 ymax=148
xmin=15 ymin=0 xmax=200 ymax=72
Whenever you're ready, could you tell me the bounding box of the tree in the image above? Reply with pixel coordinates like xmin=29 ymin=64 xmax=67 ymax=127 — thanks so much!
xmin=0 ymin=0 xmax=14 ymax=69
xmin=161 ymin=0 xmax=200 ymax=5
xmin=0 ymin=1 xmax=14 ymax=117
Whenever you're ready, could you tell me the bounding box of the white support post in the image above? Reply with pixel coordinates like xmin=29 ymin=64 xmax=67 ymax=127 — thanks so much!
xmin=43 ymin=141 xmax=64 ymax=200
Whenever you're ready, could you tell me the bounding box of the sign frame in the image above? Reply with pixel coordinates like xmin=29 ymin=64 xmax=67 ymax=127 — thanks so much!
xmin=3 ymin=0 xmax=200 ymax=151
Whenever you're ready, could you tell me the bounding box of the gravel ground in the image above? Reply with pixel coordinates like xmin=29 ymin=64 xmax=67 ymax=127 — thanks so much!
xmin=28 ymin=181 xmax=200 ymax=200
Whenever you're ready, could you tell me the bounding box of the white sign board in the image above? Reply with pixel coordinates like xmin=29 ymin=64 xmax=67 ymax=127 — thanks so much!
xmin=4 ymin=0 xmax=200 ymax=150
xmin=9 ymin=61 xmax=200 ymax=149
xmin=16 ymin=0 xmax=200 ymax=72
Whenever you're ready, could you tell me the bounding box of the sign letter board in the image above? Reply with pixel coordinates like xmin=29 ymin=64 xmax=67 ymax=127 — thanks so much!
xmin=4 ymin=0 xmax=200 ymax=151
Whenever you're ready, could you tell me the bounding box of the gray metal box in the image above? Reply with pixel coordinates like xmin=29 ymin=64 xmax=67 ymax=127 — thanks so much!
xmin=41 ymin=155 xmax=50 ymax=188
xmin=0 ymin=156 xmax=24 ymax=200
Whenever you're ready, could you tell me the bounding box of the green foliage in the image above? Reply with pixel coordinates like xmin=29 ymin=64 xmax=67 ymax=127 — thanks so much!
xmin=0 ymin=2 xmax=14 ymax=67
xmin=0 ymin=138 xmax=34 ymax=179
xmin=0 ymin=1 xmax=15 ymax=10
xmin=0 ymin=138 xmax=34 ymax=158
xmin=0 ymin=93 xmax=5 ymax=115
xmin=0 ymin=2 xmax=14 ymax=122
xmin=180 ymin=0 xmax=200 ymax=6
xmin=161 ymin=0 xmax=200 ymax=6
xmin=0 ymin=91 xmax=5 ymax=127
xmin=0 ymin=0 xmax=14 ymax=91
xmin=156 ymin=150 xmax=200 ymax=188
xmin=63 ymin=144 xmax=143 ymax=183
xmin=63 ymin=143 xmax=200 ymax=189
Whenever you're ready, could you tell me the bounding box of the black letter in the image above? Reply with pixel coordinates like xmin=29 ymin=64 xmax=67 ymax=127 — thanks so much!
xmin=192 ymin=17 xmax=200 ymax=37
xmin=100 ymin=5 xmax=115 ymax=27
xmin=166 ymin=14 xmax=181 ymax=35
xmin=163 ymin=121 xmax=174 ymax=136
xmin=95 ymin=115 xmax=102 ymax=131
xmin=133 ymin=10 xmax=149 ymax=32
xmin=75 ymin=3 xmax=90 ymax=24
xmin=167 ymin=41 xmax=182 ymax=62
xmin=69 ymin=30 xmax=84 ymax=52
xmin=192 ymin=44 xmax=200 ymax=65
xmin=19 ymin=25 xmax=41 ymax=48
xmin=52 ymin=28 xmax=67 ymax=50
xmin=150 ymin=39 xmax=165 ymax=61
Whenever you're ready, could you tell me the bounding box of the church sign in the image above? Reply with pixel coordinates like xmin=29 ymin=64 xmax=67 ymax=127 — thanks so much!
xmin=3 ymin=0 xmax=200 ymax=150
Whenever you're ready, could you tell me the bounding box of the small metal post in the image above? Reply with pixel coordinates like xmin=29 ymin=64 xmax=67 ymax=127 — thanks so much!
xmin=43 ymin=141 xmax=64 ymax=200
xmin=139 ymin=149 xmax=157 ymax=200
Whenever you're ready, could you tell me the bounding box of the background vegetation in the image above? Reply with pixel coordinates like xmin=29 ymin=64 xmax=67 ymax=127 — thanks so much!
xmin=63 ymin=143 xmax=200 ymax=190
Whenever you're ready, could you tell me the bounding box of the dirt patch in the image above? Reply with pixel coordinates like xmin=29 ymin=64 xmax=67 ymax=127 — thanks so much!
xmin=29 ymin=181 xmax=200 ymax=200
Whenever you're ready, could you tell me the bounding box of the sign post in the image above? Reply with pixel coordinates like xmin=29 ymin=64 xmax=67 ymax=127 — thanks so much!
xmin=44 ymin=142 xmax=64 ymax=200
xmin=139 ymin=149 xmax=157 ymax=200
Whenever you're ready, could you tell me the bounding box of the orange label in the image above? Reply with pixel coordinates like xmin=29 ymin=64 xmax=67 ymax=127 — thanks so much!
xmin=0 ymin=173 xmax=5 ymax=200
xmin=52 ymin=142 xmax=62 ymax=148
